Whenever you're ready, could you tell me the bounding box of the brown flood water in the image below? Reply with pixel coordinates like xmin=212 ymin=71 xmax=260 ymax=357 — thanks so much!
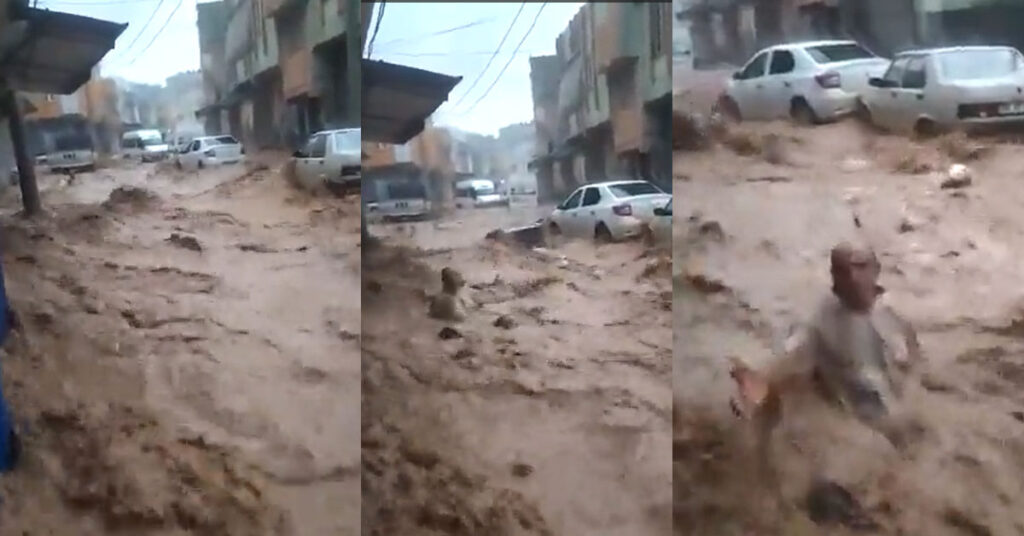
xmin=0 ymin=157 xmax=359 ymax=535
xmin=675 ymin=120 xmax=1024 ymax=535
xmin=363 ymin=207 xmax=673 ymax=535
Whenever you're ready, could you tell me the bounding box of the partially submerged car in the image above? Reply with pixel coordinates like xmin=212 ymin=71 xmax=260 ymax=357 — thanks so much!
xmin=175 ymin=135 xmax=244 ymax=170
xmin=860 ymin=46 xmax=1024 ymax=136
xmin=718 ymin=40 xmax=889 ymax=124
xmin=547 ymin=180 xmax=671 ymax=242
xmin=122 ymin=129 xmax=170 ymax=162
xmin=365 ymin=178 xmax=431 ymax=222
xmin=292 ymin=128 xmax=360 ymax=195
xmin=48 ymin=133 xmax=96 ymax=174
xmin=454 ymin=178 xmax=508 ymax=208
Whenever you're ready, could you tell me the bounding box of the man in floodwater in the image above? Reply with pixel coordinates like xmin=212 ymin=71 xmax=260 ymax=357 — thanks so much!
xmin=0 ymin=259 xmax=20 ymax=472
xmin=729 ymin=242 xmax=923 ymax=526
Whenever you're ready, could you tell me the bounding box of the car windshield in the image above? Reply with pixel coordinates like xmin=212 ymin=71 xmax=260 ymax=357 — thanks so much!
xmin=937 ymin=49 xmax=1021 ymax=80
xmin=333 ymin=130 xmax=360 ymax=155
xmin=387 ymin=181 xmax=426 ymax=200
xmin=213 ymin=136 xmax=238 ymax=146
xmin=608 ymin=181 xmax=662 ymax=198
xmin=805 ymin=43 xmax=875 ymax=63
xmin=140 ymin=135 xmax=164 ymax=146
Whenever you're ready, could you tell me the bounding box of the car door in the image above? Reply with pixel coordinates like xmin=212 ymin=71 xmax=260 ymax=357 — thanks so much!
xmin=894 ymin=55 xmax=929 ymax=131
xmin=553 ymin=188 xmax=584 ymax=236
xmin=186 ymin=140 xmax=202 ymax=170
xmin=298 ymin=134 xmax=327 ymax=189
xmin=578 ymin=186 xmax=603 ymax=235
xmin=870 ymin=57 xmax=909 ymax=130
xmin=764 ymin=49 xmax=798 ymax=118
xmin=732 ymin=51 xmax=771 ymax=119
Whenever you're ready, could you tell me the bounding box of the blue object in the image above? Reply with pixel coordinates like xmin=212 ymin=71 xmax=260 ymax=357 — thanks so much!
xmin=0 ymin=260 xmax=14 ymax=472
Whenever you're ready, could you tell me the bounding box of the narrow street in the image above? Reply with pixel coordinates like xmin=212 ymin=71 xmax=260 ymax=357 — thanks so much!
xmin=362 ymin=209 xmax=673 ymax=535
xmin=675 ymin=118 xmax=1024 ymax=534
xmin=0 ymin=157 xmax=360 ymax=534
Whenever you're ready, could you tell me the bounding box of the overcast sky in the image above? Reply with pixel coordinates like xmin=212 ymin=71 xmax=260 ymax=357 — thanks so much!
xmin=35 ymin=0 xmax=203 ymax=86
xmin=365 ymin=2 xmax=583 ymax=136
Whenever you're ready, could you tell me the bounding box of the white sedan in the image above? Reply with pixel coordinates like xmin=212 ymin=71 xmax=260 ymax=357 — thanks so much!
xmin=861 ymin=46 xmax=1024 ymax=136
xmin=718 ymin=40 xmax=888 ymax=124
xmin=175 ymin=136 xmax=244 ymax=171
xmin=547 ymin=180 xmax=671 ymax=242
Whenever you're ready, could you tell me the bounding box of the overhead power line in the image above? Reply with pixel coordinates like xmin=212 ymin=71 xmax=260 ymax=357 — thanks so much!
xmin=118 ymin=0 xmax=184 ymax=68
xmin=366 ymin=0 xmax=386 ymax=58
xmin=372 ymin=16 xmax=496 ymax=52
xmin=452 ymin=2 xmax=525 ymax=108
xmin=462 ymin=2 xmax=547 ymax=114
xmin=107 ymin=0 xmax=166 ymax=61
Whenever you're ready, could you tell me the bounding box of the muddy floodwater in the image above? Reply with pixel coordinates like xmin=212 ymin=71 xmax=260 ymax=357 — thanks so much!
xmin=675 ymin=120 xmax=1024 ymax=534
xmin=0 ymin=157 xmax=360 ymax=534
xmin=362 ymin=205 xmax=673 ymax=534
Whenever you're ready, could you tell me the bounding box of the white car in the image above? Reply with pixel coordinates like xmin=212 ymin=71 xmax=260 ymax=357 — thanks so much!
xmin=650 ymin=196 xmax=672 ymax=247
xmin=292 ymin=128 xmax=360 ymax=194
xmin=547 ymin=180 xmax=671 ymax=242
xmin=454 ymin=178 xmax=508 ymax=208
xmin=718 ymin=40 xmax=889 ymax=124
xmin=122 ymin=129 xmax=170 ymax=162
xmin=176 ymin=135 xmax=244 ymax=170
xmin=861 ymin=46 xmax=1024 ymax=136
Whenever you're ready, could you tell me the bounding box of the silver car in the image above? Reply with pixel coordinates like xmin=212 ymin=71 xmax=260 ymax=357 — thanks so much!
xmin=293 ymin=128 xmax=360 ymax=194
xmin=719 ymin=40 xmax=889 ymax=124
xmin=861 ymin=46 xmax=1024 ymax=136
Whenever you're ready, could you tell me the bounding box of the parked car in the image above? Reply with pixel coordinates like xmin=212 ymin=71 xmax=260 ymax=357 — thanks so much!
xmin=454 ymin=178 xmax=508 ymax=208
xmin=175 ymin=135 xmax=244 ymax=170
xmin=48 ymin=133 xmax=96 ymax=174
xmin=860 ymin=46 xmax=1024 ymax=136
xmin=547 ymin=180 xmax=671 ymax=242
xmin=122 ymin=129 xmax=170 ymax=162
xmin=365 ymin=178 xmax=431 ymax=222
xmin=650 ymin=196 xmax=672 ymax=247
xmin=718 ymin=40 xmax=889 ymax=124
xmin=292 ymin=128 xmax=360 ymax=194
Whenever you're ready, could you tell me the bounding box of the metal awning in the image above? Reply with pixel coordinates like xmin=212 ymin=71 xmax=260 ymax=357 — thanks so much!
xmin=362 ymin=59 xmax=461 ymax=144
xmin=1 ymin=6 xmax=126 ymax=95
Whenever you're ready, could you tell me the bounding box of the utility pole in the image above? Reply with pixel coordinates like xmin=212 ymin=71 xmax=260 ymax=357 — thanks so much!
xmin=2 ymin=85 xmax=41 ymax=216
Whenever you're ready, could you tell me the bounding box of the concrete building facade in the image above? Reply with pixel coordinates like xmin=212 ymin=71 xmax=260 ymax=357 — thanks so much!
xmin=530 ymin=2 xmax=672 ymax=203
xmin=198 ymin=0 xmax=348 ymax=151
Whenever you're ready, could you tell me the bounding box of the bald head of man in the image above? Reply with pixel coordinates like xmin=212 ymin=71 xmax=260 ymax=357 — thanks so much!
xmin=830 ymin=242 xmax=882 ymax=313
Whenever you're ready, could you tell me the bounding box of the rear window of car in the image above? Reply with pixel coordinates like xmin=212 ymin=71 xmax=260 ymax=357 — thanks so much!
xmin=937 ymin=49 xmax=1022 ymax=80
xmin=608 ymin=182 xmax=662 ymax=198
xmin=805 ymin=43 xmax=875 ymax=64
xmin=386 ymin=181 xmax=426 ymax=200
xmin=213 ymin=136 xmax=238 ymax=145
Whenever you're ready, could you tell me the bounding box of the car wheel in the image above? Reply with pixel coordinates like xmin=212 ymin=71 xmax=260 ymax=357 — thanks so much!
xmin=790 ymin=98 xmax=818 ymax=126
xmin=594 ymin=222 xmax=613 ymax=244
xmin=197 ymin=159 xmax=205 ymax=170
xmin=715 ymin=95 xmax=742 ymax=123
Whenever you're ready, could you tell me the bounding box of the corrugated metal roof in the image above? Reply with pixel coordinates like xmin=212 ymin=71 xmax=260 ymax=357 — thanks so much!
xmin=362 ymin=59 xmax=462 ymax=144
xmin=2 ymin=7 xmax=126 ymax=95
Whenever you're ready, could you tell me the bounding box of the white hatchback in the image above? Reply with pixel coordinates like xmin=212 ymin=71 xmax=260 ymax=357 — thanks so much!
xmin=861 ymin=46 xmax=1024 ymax=135
xmin=548 ymin=180 xmax=670 ymax=242
xmin=719 ymin=40 xmax=889 ymax=124
xmin=175 ymin=135 xmax=244 ymax=171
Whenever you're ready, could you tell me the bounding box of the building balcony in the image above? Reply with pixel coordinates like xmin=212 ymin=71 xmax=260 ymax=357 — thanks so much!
xmin=281 ymin=49 xmax=312 ymax=99
xmin=594 ymin=4 xmax=639 ymax=73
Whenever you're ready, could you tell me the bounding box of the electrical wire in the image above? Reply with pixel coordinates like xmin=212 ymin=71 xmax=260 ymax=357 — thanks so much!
xmin=366 ymin=0 xmax=386 ymax=59
xmin=451 ymin=2 xmax=525 ymax=108
xmin=105 ymin=0 xmax=166 ymax=61
xmin=462 ymin=2 xmax=547 ymax=114
xmin=371 ymin=16 xmax=496 ymax=51
xmin=118 ymin=0 xmax=184 ymax=68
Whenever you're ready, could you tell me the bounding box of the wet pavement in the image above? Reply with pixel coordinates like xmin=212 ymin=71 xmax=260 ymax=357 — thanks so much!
xmin=363 ymin=205 xmax=672 ymax=534
xmin=0 ymin=157 xmax=360 ymax=534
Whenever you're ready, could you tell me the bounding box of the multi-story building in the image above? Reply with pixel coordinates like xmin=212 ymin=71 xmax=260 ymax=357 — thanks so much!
xmin=530 ymin=2 xmax=673 ymax=202
xmin=198 ymin=0 xmax=347 ymax=151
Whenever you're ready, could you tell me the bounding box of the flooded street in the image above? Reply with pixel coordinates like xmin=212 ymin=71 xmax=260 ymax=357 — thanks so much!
xmin=362 ymin=207 xmax=673 ymax=534
xmin=0 ymin=157 xmax=360 ymax=534
xmin=675 ymin=119 xmax=1024 ymax=534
